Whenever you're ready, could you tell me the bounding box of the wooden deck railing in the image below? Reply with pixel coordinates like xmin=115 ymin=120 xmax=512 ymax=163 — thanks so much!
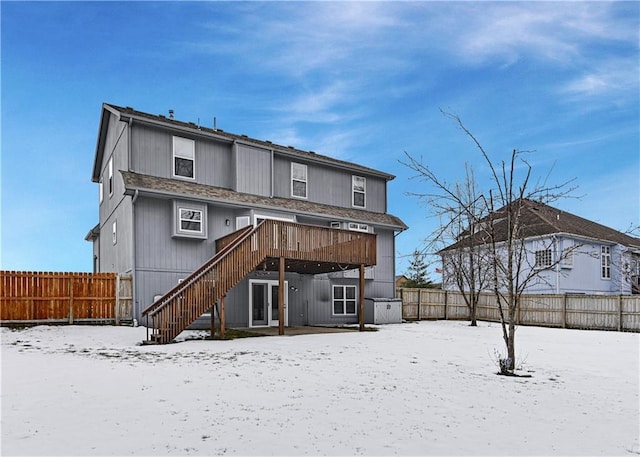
xmin=142 ymin=220 xmax=376 ymax=343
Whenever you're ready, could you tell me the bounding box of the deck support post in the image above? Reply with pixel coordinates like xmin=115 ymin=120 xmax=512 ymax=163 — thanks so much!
xmin=220 ymin=295 xmax=226 ymax=340
xmin=211 ymin=303 xmax=216 ymax=338
xmin=359 ymin=264 xmax=365 ymax=331
xmin=279 ymin=257 xmax=285 ymax=336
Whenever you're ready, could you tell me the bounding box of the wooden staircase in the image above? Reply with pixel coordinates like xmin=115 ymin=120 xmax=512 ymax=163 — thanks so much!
xmin=141 ymin=220 xmax=377 ymax=344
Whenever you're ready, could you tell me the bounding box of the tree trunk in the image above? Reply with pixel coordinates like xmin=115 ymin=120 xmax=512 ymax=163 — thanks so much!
xmin=507 ymin=320 xmax=516 ymax=371
xmin=469 ymin=303 xmax=477 ymax=326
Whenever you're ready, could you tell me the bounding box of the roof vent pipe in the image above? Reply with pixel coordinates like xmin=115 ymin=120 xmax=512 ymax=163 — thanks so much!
xmin=213 ymin=117 xmax=217 ymax=131
xmin=169 ymin=109 xmax=174 ymax=119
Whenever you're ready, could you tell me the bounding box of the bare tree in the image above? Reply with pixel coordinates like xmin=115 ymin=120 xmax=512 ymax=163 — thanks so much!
xmin=404 ymin=110 xmax=577 ymax=372
xmin=401 ymin=158 xmax=490 ymax=325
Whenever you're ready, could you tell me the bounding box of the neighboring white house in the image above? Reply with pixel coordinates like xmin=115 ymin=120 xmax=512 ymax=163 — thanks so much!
xmin=440 ymin=199 xmax=640 ymax=295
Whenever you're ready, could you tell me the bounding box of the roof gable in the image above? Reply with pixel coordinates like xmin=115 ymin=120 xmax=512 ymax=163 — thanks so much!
xmin=92 ymin=103 xmax=395 ymax=182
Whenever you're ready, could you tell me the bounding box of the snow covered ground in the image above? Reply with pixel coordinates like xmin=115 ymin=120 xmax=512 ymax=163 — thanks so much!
xmin=1 ymin=321 xmax=638 ymax=456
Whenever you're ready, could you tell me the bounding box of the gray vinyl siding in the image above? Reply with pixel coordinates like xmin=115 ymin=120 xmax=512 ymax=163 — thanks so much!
xmin=233 ymin=143 xmax=271 ymax=196
xmin=131 ymin=123 xmax=233 ymax=188
xmin=273 ymin=155 xmax=387 ymax=213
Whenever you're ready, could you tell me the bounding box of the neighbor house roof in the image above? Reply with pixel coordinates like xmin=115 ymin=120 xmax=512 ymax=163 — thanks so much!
xmin=441 ymin=198 xmax=640 ymax=252
xmin=92 ymin=103 xmax=396 ymax=182
xmin=122 ymin=171 xmax=408 ymax=231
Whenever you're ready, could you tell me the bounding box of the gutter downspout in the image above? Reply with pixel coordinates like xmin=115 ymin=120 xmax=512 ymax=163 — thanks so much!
xmin=130 ymin=188 xmax=139 ymax=325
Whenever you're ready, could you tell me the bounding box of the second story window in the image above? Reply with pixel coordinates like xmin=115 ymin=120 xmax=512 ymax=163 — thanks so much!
xmin=352 ymin=175 xmax=366 ymax=208
xmin=535 ymin=249 xmax=552 ymax=268
xmin=601 ymin=246 xmax=611 ymax=279
xmin=99 ymin=178 xmax=103 ymax=204
xmin=173 ymin=136 xmax=195 ymax=179
xmin=108 ymin=157 xmax=113 ymax=197
xmin=291 ymin=162 xmax=307 ymax=199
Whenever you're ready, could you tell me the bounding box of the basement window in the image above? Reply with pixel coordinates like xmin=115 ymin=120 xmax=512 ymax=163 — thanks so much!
xmin=348 ymin=222 xmax=369 ymax=233
xmin=333 ymin=285 xmax=357 ymax=316
xmin=173 ymin=136 xmax=195 ymax=179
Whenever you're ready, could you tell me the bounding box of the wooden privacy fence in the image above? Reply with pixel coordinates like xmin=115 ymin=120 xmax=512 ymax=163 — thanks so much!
xmin=1 ymin=271 xmax=133 ymax=325
xmin=398 ymin=288 xmax=640 ymax=332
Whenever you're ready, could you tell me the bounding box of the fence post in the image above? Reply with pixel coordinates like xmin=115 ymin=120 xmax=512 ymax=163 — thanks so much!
xmin=443 ymin=290 xmax=448 ymax=321
xmin=68 ymin=274 xmax=74 ymax=324
xmin=417 ymin=289 xmax=421 ymax=321
xmin=618 ymin=295 xmax=623 ymax=332
xmin=115 ymin=275 xmax=121 ymax=326
xmin=562 ymin=294 xmax=567 ymax=329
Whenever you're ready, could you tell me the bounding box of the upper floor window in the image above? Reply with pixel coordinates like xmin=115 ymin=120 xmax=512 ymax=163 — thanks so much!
xmin=291 ymin=162 xmax=307 ymax=199
xmin=173 ymin=136 xmax=195 ymax=179
xmin=352 ymin=175 xmax=366 ymax=208
xmin=601 ymin=246 xmax=611 ymax=279
xmin=108 ymin=157 xmax=114 ymax=196
xmin=99 ymin=178 xmax=103 ymax=204
xmin=112 ymin=220 xmax=117 ymax=245
xmin=333 ymin=285 xmax=357 ymax=315
xmin=535 ymin=249 xmax=552 ymax=268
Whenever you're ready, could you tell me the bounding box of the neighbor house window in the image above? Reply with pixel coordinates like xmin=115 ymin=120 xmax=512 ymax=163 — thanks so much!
xmin=108 ymin=157 xmax=113 ymax=196
xmin=535 ymin=249 xmax=552 ymax=268
xmin=601 ymin=246 xmax=611 ymax=279
xmin=172 ymin=201 xmax=207 ymax=239
xmin=112 ymin=220 xmax=117 ymax=245
xmin=352 ymin=176 xmax=366 ymax=208
xmin=333 ymin=285 xmax=357 ymax=315
xmin=291 ymin=162 xmax=307 ymax=199
xmin=173 ymin=136 xmax=195 ymax=179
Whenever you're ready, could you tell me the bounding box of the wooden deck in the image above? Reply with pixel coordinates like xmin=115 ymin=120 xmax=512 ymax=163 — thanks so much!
xmin=142 ymin=220 xmax=376 ymax=344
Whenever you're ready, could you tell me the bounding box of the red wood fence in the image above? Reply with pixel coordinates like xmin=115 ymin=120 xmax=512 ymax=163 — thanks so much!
xmin=1 ymin=271 xmax=133 ymax=325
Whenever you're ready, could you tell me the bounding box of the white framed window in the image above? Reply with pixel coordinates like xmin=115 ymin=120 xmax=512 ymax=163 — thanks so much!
xmin=112 ymin=220 xmax=117 ymax=245
xmin=535 ymin=249 xmax=552 ymax=268
xmin=172 ymin=201 xmax=207 ymax=239
xmin=333 ymin=285 xmax=357 ymax=316
xmin=108 ymin=157 xmax=113 ymax=196
xmin=291 ymin=162 xmax=307 ymax=199
xmin=99 ymin=178 xmax=103 ymax=204
xmin=173 ymin=136 xmax=195 ymax=179
xmin=179 ymin=208 xmax=203 ymax=233
xmin=601 ymin=246 xmax=611 ymax=279
xmin=348 ymin=222 xmax=369 ymax=233
xmin=352 ymin=175 xmax=366 ymax=208
xmin=330 ymin=221 xmax=342 ymax=229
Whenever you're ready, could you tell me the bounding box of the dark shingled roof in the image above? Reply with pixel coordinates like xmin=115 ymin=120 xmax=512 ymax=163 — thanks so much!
xmin=442 ymin=198 xmax=640 ymax=252
xmin=122 ymin=171 xmax=408 ymax=230
xmin=99 ymin=103 xmax=395 ymax=181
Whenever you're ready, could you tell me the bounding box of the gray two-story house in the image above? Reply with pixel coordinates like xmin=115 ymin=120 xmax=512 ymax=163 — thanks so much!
xmin=86 ymin=103 xmax=407 ymax=342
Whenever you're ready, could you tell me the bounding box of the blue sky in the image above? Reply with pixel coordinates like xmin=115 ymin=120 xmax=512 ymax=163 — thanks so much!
xmin=1 ymin=1 xmax=638 ymax=278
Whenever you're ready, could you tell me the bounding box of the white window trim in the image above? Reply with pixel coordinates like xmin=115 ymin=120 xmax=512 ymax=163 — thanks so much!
xmin=348 ymin=222 xmax=369 ymax=233
xmin=178 ymin=208 xmax=204 ymax=234
xmin=253 ymin=213 xmax=296 ymax=227
xmin=352 ymin=175 xmax=366 ymax=208
xmin=291 ymin=162 xmax=308 ymax=199
xmin=332 ymin=285 xmax=358 ymax=316
xmin=172 ymin=201 xmax=207 ymax=239
xmin=601 ymin=246 xmax=611 ymax=280
xmin=330 ymin=221 xmax=342 ymax=229
xmin=172 ymin=136 xmax=196 ymax=180
xmin=112 ymin=220 xmax=117 ymax=245
xmin=99 ymin=178 xmax=103 ymax=204
xmin=108 ymin=158 xmax=113 ymax=197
